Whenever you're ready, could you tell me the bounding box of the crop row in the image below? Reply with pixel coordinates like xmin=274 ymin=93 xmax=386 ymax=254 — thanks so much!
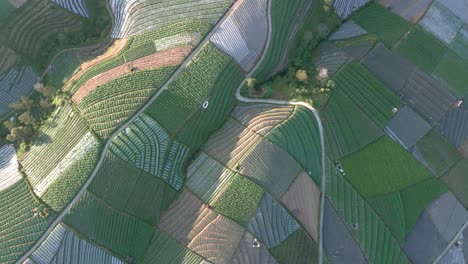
xmin=109 ymin=113 xmax=189 ymax=190
xmin=0 ymin=45 xmax=17 ymax=76
xmin=89 ymin=151 xmax=178 ymax=225
xmin=52 ymin=0 xmax=89 ymax=17
xmin=78 ymin=66 xmax=176 ymax=138
xmin=0 ymin=180 xmax=54 ymax=263
xmin=0 ymin=145 xmax=22 ymax=191
xmin=22 ymin=104 xmax=90 ymax=194
xmin=144 ymin=42 xmax=231 ymax=135
xmin=0 ymin=66 xmax=38 ymax=115
xmin=175 ymin=59 xmax=245 ymax=149
xmin=334 ymin=60 xmax=403 ymax=128
xmin=266 ymin=107 xmax=322 ymax=184
xmin=254 ymin=0 xmax=305 ymax=82
xmin=0 ymin=0 xmax=82 ymax=57
xmin=63 ymin=191 xmax=153 ymax=262
xmin=29 ymin=223 xmax=122 ymax=264
xmin=110 ymin=0 xmax=232 ymax=38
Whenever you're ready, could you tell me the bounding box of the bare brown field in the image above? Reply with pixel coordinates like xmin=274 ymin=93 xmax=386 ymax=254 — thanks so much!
xmin=73 ymin=46 xmax=191 ymax=103
xmin=281 ymin=171 xmax=321 ymax=242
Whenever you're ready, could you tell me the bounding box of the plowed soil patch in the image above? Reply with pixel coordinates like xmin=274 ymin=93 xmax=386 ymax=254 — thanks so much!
xmin=73 ymin=46 xmax=191 ymax=104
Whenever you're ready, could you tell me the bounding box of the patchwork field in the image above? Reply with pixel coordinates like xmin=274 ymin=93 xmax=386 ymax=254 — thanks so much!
xmin=342 ymin=136 xmax=432 ymax=198
xmin=269 ymin=229 xmax=320 ymax=264
xmin=28 ymin=224 xmax=122 ymax=264
xmin=333 ymin=60 xmax=403 ymax=128
xmin=433 ymin=50 xmax=468 ymax=97
xmin=441 ymin=159 xmax=468 ymax=207
xmin=0 ymin=66 xmax=38 ymax=115
xmin=353 ymin=3 xmax=411 ymax=47
xmin=322 ymin=89 xmax=384 ymax=159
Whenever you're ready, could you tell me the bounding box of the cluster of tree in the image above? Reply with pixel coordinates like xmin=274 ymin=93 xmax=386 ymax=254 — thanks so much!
xmin=3 ymin=83 xmax=70 ymax=150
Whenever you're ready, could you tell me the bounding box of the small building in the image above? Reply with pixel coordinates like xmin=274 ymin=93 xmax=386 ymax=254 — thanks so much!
xmin=455 ymin=99 xmax=463 ymax=108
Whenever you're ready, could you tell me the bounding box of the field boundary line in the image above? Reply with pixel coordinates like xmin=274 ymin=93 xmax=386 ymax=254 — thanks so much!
xmin=15 ymin=3 xmax=238 ymax=263
xmin=234 ymin=1 xmax=326 ymax=263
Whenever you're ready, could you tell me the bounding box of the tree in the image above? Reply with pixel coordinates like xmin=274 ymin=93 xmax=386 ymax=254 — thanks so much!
xmin=34 ymin=83 xmax=45 ymax=93
xmin=9 ymin=96 xmax=35 ymax=111
xmin=296 ymin=69 xmax=309 ymax=83
xmin=42 ymin=86 xmax=56 ymax=97
xmin=246 ymin=77 xmax=256 ymax=89
xmin=3 ymin=120 xmax=17 ymax=131
xmin=18 ymin=111 xmax=34 ymax=125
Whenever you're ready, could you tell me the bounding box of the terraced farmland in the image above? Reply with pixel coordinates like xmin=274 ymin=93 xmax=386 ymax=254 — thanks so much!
xmin=52 ymin=0 xmax=89 ymax=17
xmin=89 ymin=151 xmax=178 ymax=225
xmin=64 ymin=191 xmax=153 ymax=262
xmin=0 ymin=180 xmax=54 ymax=263
xmin=353 ymin=3 xmax=411 ymax=47
xmin=21 ymin=104 xmax=98 ymax=200
xmin=322 ymin=89 xmax=383 ymax=159
xmin=342 ymin=136 xmax=433 ymax=198
xmin=145 ymin=43 xmax=231 ymax=135
xmin=312 ymin=43 xmax=350 ymax=77
xmin=0 ymin=0 xmax=82 ymax=57
xmin=270 ymin=229 xmax=320 ymax=264
xmin=0 ymin=45 xmax=17 ymax=76
xmin=0 ymin=145 xmax=21 ymax=191
xmin=326 ymin=160 xmax=411 ymax=264
xmin=254 ymin=0 xmax=307 ymax=82
xmin=78 ymin=66 xmax=176 ymax=138
xmin=0 ymin=66 xmax=38 ymax=115
xmin=328 ymin=20 xmax=368 ymax=41
xmin=266 ymin=107 xmax=322 ymax=184
xmin=110 ymin=0 xmax=233 ymax=38
xmin=109 ymin=114 xmax=189 ymax=190
xmin=175 ymin=60 xmax=246 ymax=149
xmin=29 ymin=224 xmax=122 ymax=264
xmin=333 ymin=60 xmax=403 ymax=128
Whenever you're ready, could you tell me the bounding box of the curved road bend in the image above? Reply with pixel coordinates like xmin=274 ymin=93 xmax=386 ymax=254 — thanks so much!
xmin=234 ymin=1 xmax=327 ymax=263
xmin=16 ymin=4 xmax=240 ymax=263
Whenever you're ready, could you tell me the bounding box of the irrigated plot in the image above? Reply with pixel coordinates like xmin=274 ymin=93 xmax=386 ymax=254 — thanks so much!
xmin=385 ymin=105 xmax=432 ymax=149
xmin=211 ymin=0 xmax=268 ymax=71
xmin=238 ymin=138 xmax=302 ymax=199
xmin=353 ymin=3 xmax=411 ymax=47
xmin=248 ymin=193 xmax=300 ymax=248
xmin=89 ymin=151 xmax=178 ymax=225
xmin=441 ymin=159 xmax=468 ymax=207
xmin=322 ymin=89 xmax=383 ymax=160
xmin=437 ymin=98 xmax=468 ymax=147
xmin=230 ymin=231 xmax=278 ymax=264
xmin=187 ymin=214 xmax=245 ymax=263
xmin=64 ymin=191 xmax=153 ymax=263
xmin=323 ymin=199 xmax=368 ymax=264
xmin=158 ymin=191 xmax=219 ymax=246
xmin=412 ymin=129 xmax=462 ymax=177
xmin=29 ymin=224 xmax=122 ymax=264
xmin=269 ymin=229 xmax=320 ymax=264
xmin=141 ymin=230 xmax=202 ymax=264
xmin=399 ymin=69 xmax=456 ymax=126
xmin=211 ymin=174 xmax=264 ymax=227
xmin=436 ymin=0 xmax=468 ymax=25
xmin=334 ymin=34 xmax=377 ymax=60
xmin=403 ymin=210 xmax=447 ymax=264
xmin=362 ymin=43 xmax=415 ymax=93
xmin=334 ymin=0 xmax=371 ymax=19
xmin=266 ymin=107 xmax=322 ymax=184
xmin=333 ymin=60 xmax=403 ymax=129
xmin=204 ymin=118 xmax=263 ymax=169
xmin=312 ymin=43 xmax=349 ymax=78
xmin=419 ymin=1 xmax=463 ymax=45
xmin=231 ymin=103 xmax=294 ymax=136
xmin=342 ymin=136 xmax=432 ymax=198
xmin=427 ymin=192 xmax=468 ymax=242
xmin=433 ymin=51 xmax=468 ymax=98
xmin=396 ymin=26 xmax=447 ymax=73
xmin=281 ymin=171 xmax=321 ymax=242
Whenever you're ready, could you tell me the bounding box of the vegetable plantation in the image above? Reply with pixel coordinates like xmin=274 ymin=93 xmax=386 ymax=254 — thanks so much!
xmin=78 ymin=66 xmax=176 ymax=138
xmin=145 ymin=43 xmax=231 ymax=135
xmin=89 ymin=151 xmax=178 ymax=225
xmin=342 ymin=136 xmax=433 ymax=198
xmin=333 ymin=60 xmax=403 ymax=128
xmin=254 ymin=0 xmax=306 ymax=82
